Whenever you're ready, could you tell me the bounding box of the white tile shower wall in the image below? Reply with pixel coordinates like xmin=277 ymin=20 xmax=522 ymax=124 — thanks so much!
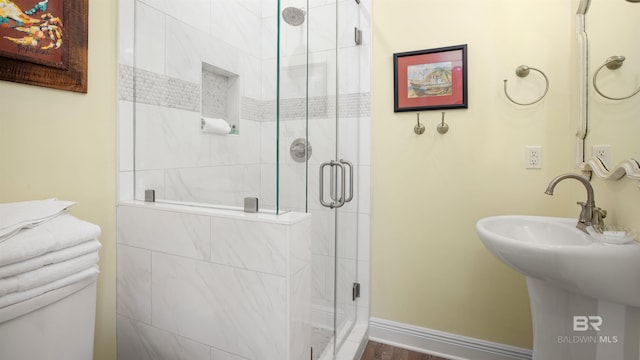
xmin=209 ymin=216 xmax=288 ymax=275
xmin=261 ymin=15 xmax=277 ymax=61
xmin=152 ymin=252 xmax=287 ymax=359
xmin=116 ymin=203 xmax=311 ymax=360
xmin=118 ymin=0 xmax=371 ymax=202
xmin=209 ymin=120 xmax=261 ymax=165
xmin=118 ymin=0 xmax=134 ymax=67
xmin=291 ymin=266 xmax=313 ymax=359
xmin=119 ymin=0 xmax=274 ymax=206
xmin=134 ymin=2 xmax=165 ymax=74
xmin=131 ymin=100 xmax=263 ymax=205
xmin=117 ymin=315 xmax=213 ymax=360
xmin=290 ymin=218 xmax=313 ymax=360
xmin=211 ymin=0 xmax=261 ymax=58
xmin=117 ymin=98 xmax=135 ymax=202
xmin=134 ymin=169 xmax=164 ymax=201
xmin=116 ymin=245 xmax=151 ymax=323
xmin=117 ymin=205 xmax=210 ymax=260
xmin=163 ymin=12 xmax=260 ymax=93
xmin=164 ymin=165 xmax=261 ymax=207
xmin=135 ymin=104 xmax=209 ymax=170
xmin=118 ymin=101 xmax=134 ymax=172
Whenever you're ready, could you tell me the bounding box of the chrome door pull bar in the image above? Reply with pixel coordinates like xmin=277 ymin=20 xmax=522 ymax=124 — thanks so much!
xmin=339 ymin=159 xmax=354 ymax=203
xmin=319 ymin=161 xmax=347 ymax=209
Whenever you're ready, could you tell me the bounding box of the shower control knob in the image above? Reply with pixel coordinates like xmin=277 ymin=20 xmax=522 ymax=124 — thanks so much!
xmin=290 ymin=138 xmax=312 ymax=162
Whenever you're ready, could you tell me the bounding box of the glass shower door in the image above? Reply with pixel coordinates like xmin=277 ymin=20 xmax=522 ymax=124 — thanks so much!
xmin=334 ymin=0 xmax=362 ymax=353
xmin=280 ymin=0 xmax=362 ymax=357
xmin=316 ymin=127 xmax=359 ymax=357
xmin=320 ymin=154 xmax=359 ymax=355
xmin=314 ymin=0 xmax=361 ymax=354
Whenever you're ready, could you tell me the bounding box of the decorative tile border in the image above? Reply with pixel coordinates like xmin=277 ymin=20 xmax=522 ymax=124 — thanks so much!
xmin=118 ymin=65 xmax=134 ymax=102
xmin=339 ymin=93 xmax=371 ymax=118
xmin=265 ymin=93 xmax=371 ymax=121
xmin=119 ymin=64 xmax=371 ymax=120
xmin=118 ymin=65 xmax=200 ymax=112
xmin=241 ymin=96 xmax=267 ymax=122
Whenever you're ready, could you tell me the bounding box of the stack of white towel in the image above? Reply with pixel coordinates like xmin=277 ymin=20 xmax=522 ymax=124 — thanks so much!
xmin=0 ymin=199 xmax=101 ymax=309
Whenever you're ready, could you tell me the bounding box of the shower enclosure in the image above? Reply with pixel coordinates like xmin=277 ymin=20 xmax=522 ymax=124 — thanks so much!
xmin=117 ymin=0 xmax=371 ymax=358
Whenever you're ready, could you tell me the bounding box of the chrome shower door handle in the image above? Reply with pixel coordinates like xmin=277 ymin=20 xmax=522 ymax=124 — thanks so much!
xmin=329 ymin=164 xmax=340 ymax=202
xmin=339 ymin=159 xmax=354 ymax=203
xmin=319 ymin=161 xmax=332 ymax=208
xmin=319 ymin=161 xmax=346 ymax=209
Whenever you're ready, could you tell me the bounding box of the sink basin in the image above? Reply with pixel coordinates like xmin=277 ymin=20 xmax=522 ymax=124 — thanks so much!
xmin=477 ymin=215 xmax=640 ymax=307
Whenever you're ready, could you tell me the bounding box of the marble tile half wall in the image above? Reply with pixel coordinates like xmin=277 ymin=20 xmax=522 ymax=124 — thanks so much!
xmin=116 ymin=203 xmax=311 ymax=360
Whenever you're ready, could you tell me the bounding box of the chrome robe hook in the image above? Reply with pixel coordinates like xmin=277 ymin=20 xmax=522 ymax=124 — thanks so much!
xmin=593 ymin=56 xmax=640 ymax=101
xmin=414 ymin=113 xmax=425 ymax=135
xmin=503 ymin=65 xmax=549 ymax=106
xmin=436 ymin=112 xmax=449 ymax=134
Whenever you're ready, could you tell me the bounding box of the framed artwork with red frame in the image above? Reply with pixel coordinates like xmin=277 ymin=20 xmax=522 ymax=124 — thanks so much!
xmin=0 ymin=0 xmax=88 ymax=93
xmin=394 ymin=44 xmax=467 ymax=112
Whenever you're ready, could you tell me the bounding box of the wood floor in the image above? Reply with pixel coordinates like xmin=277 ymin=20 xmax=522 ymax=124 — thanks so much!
xmin=360 ymin=341 xmax=450 ymax=360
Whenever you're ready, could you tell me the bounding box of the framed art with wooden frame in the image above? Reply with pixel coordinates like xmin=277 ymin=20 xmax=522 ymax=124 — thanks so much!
xmin=0 ymin=0 xmax=88 ymax=93
xmin=394 ymin=44 xmax=467 ymax=112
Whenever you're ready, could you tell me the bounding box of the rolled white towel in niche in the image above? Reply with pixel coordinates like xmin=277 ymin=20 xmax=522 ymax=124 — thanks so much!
xmin=201 ymin=117 xmax=234 ymax=135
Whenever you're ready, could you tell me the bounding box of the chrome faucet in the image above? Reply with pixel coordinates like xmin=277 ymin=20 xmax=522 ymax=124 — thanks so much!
xmin=544 ymin=173 xmax=607 ymax=232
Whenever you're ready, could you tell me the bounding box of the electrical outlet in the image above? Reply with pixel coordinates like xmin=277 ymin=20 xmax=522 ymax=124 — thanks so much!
xmin=526 ymin=146 xmax=542 ymax=169
xmin=592 ymin=145 xmax=611 ymax=168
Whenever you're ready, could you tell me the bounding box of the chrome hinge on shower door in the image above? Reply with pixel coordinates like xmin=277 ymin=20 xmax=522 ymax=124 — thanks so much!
xmin=352 ymin=282 xmax=361 ymax=301
xmin=354 ymin=27 xmax=362 ymax=45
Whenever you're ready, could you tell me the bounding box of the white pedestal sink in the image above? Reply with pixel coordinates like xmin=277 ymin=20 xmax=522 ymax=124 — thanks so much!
xmin=477 ymin=215 xmax=640 ymax=360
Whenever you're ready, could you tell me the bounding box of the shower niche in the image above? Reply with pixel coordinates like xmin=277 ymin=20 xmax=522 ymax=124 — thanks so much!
xmin=201 ymin=62 xmax=240 ymax=134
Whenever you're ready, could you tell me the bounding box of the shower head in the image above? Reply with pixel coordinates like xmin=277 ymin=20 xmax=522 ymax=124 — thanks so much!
xmin=282 ymin=7 xmax=306 ymax=26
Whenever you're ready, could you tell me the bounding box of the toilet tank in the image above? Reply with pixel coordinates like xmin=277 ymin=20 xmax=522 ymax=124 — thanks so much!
xmin=0 ymin=279 xmax=98 ymax=360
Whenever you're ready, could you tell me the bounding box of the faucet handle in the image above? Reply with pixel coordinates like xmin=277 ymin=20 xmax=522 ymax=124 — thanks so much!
xmin=575 ymin=201 xmax=590 ymax=227
xmin=593 ymin=207 xmax=607 ymax=227
xmin=576 ymin=201 xmax=590 ymax=211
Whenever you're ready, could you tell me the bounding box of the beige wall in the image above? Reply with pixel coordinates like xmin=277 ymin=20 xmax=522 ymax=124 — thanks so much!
xmin=371 ymin=0 xmax=575 ymax=348
xmin=371 ymin=0 xmax=640 ymax=350
xmin=593 ymin=180 xmax=640 ymax=231
xmin=0 ymin=0 xmax=117 ymax=359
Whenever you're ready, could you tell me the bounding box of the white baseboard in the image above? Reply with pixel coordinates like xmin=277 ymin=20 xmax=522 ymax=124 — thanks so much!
xmin=368 ymin=317 xmax=532 ymax=360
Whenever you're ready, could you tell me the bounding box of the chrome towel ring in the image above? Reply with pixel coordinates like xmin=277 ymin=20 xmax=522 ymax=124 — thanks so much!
xmin=593 ymin=56 xmax=640 ymax=101
xmin=503 ymin=65 xmax=549 ymax=106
